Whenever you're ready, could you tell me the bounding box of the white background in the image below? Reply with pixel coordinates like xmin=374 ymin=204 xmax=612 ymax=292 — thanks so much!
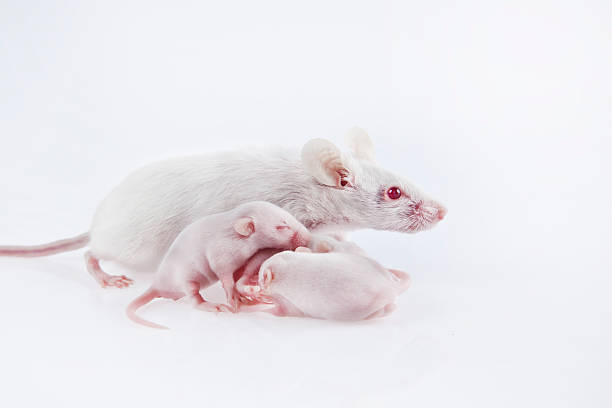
xmin=1 ymin=1 xmax=610 ymax=407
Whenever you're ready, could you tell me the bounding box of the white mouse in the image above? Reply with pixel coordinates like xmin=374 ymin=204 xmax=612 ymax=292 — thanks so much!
xmin=0 ymin=127 xmax=445 ymax=288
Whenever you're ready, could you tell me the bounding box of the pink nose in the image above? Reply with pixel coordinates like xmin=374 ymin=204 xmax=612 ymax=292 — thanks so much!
xmin=290 ymin=232 xmax=310 ymax=249
xmin=437 ymin=207 xmax=447 ymax=220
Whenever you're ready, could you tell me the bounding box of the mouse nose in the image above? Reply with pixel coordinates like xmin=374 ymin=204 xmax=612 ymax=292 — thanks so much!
xmin=437 ymin=206 xmax=447 ymax=220
xmin=290 ymin=231 xmax=309 ymax=249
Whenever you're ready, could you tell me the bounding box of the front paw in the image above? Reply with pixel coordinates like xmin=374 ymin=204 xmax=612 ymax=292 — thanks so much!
xmin=243 ymin=285 xmax=260 ymax=295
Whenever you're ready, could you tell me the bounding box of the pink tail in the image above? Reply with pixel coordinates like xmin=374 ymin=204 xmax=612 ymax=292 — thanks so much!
xmin=0 ymin=232 xmax=90 ymax=257
xmin=126 ymin=289 xmax=168 ymax=330
xmin=388 ymin=268 xmax=411 ymax=293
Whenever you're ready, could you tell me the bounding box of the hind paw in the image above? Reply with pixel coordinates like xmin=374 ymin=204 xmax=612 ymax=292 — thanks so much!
xmin=85 ymin=252 xmax=134 ymax=289
xmin=242 ymin=285 xmax=260 ymax=296
xmin=101 ymin=275 xmax=134 ymax=288
xmin=196 ymin=302 xmax=233 ymax=313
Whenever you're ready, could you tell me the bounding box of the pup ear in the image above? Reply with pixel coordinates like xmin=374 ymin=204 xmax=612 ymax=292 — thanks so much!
xmin=345 ymin=126 xmax=375 ymax=163
xmin=301 ymin=138 xmax=354 ymax=188
xmin=261 ymin=267 xmax=274 ymax=287
xmin=233 ymin=217 xmax=255 ymax=237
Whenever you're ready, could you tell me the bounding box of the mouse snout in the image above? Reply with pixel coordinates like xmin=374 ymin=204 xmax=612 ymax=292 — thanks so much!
xmin=403 ymin=200 xmax=447 ymax=232
xmin=290 ymin=230 xmax=310 ymax=249
xmin=436 ymin=205 xmax=447 ymax=221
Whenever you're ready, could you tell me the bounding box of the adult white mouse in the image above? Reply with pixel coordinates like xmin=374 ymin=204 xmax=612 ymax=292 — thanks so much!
xmin=126 ymin=201 xmax=310 ymax=329
xmin=251 ymin=249 xmax=411 ymax=320
xmin=0 ymin=127 xmax=445 ymax=288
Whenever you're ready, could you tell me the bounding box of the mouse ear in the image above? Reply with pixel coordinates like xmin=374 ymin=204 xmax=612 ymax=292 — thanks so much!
xmin=261 ymin=267 xmax=274 ymax=287
xmin=233 ymin=217 xmax=255 ymax=237
xmin=345 ymin=126 xmax=375 ymax=163
xmin=301 ymin=138 xmax=354 ymax=188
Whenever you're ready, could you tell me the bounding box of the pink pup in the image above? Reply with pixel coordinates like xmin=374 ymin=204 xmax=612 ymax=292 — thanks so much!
xmin=126 ymin=201 xmax=310 ymax=329
xmin=249 ymin=248 xmax=411 ymax=320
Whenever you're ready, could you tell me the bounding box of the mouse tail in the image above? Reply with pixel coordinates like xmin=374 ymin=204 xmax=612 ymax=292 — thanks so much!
xmin=0 ymin=232 xmax=90 ymax=257
xmin=126 ymin=288 xmax=168 ymax=330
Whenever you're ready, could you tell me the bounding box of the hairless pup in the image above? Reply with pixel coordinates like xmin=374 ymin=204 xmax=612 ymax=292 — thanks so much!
xmin=0 ymin=127 xmax=445 ymax=288
xmin=249 ymin=249 xmax=411 ymax=320
xmin=126 ymin=201 xmax=309 ymax=329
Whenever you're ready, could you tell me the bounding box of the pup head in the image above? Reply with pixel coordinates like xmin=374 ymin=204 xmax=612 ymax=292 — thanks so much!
xmin=233 ymin=202 xmax=310 ymax=249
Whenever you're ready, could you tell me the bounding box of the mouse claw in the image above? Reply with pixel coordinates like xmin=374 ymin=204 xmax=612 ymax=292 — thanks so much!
xmin=217 ymin=304 xmax=234 ymax=313
xmin=196 ymin=301 xmax=233 ymax=313
xmin=239 ymin=295 xmax=259 ymax=305
xmin=85 ymin=252 xmax=134 ymax=289
xmin=101 ymin=275 xmax=134 ymax=288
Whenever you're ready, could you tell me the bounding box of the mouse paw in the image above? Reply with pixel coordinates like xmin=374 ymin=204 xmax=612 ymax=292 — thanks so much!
xmin=239 ymin=295 xmax=259 ymax=305
xmin=217 ymin=304 xmax=235 ymax=313
xmin=243 ymin=285 xmax=261 ymax=296
xmin=85 ymin=252 xmax=133 ymax=289
xmin=101 ymin=274 xmax=134 ymax=288
xmin=196 ymin=302 xmax=233 ymax=313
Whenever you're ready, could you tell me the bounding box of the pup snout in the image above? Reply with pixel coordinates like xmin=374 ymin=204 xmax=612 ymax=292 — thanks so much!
xmin=290 ymin=230 xmax=310 ymax=249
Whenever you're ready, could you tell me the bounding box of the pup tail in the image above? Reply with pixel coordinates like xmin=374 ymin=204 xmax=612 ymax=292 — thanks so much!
xmin=0 ymin=232 xmax=90 ymax=257
xmin=126 ymin=288 xmax=168 ymax=330
xmin=388 ymin=268 xmax=411 ymax=293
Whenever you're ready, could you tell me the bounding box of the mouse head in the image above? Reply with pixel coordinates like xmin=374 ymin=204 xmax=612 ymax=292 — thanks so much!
xmin=233 ymin=202 xmax=310 ymax=250
xmin=300 ymin=127 xmax=447 ymax=233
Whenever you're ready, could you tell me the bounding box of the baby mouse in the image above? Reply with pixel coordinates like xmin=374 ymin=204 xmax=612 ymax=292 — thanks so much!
xmin=251 ymin=249 xmax=411 ymax=321
xmin=126 ymin=201 xmax=309 ymax=329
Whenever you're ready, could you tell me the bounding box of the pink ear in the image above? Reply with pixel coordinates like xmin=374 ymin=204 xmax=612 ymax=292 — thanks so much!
xmin=345 ymin=126 xmax=376 ymax=163
xmin=233 ymin=217 xmax=255 ymax=237
xmin=301 ymin=138 xmax=354 ymax=188
xmin=262 ymin=268 xmax=274 ymax=286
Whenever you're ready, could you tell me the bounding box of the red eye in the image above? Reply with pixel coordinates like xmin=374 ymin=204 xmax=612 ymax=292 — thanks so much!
xmin=387 ymin=186 xmax=402 ymax=200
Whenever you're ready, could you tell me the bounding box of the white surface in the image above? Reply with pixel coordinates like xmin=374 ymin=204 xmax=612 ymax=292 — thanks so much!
xmin=1 ymin=1 xmax=610 ymax=407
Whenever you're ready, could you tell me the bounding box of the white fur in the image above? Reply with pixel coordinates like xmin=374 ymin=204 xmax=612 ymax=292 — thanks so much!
xmin=89 ymin=128 xmax=445 ymax=271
